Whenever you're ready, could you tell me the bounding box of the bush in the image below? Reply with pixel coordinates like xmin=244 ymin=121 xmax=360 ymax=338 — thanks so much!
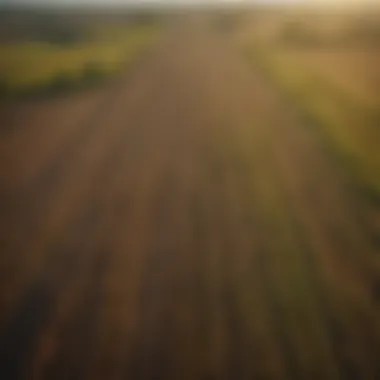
xmin=41 ymin=63 xmax=108 ymax=96
xmin=81 ymin=62 xmax=107 ymax=85
xmin=0 ymin=81 xmax=9 ymax=97
xmin=46 ymin=72 xmax=74 ymax=93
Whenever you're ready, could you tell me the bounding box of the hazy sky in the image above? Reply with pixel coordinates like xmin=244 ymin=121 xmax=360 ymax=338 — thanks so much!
xmin=1 ymin=0 xmax=376 ymax=6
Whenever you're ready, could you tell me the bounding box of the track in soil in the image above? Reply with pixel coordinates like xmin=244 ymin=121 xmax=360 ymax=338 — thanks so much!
xmin=0 ymin=18 xmax=380 ymax=380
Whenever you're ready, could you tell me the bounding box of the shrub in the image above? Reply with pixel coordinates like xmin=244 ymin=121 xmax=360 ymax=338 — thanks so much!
xmin=81 ymin=62 xmax=108 ymax=85
xmin=45 ymin=72 xmax=74 ymax=94
xmin=0 ymin=81 xmax=9 ymax=97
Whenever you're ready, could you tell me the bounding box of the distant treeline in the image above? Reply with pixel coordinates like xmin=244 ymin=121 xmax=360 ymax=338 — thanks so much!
xmin=0 ymin=8 xmax=163 ymax=44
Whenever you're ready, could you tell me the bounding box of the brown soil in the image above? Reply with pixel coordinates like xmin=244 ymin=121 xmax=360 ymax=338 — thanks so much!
xmin=0 ymin=18 xmax=379 ymax=380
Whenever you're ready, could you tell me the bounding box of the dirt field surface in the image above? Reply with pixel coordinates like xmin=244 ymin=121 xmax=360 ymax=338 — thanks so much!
xmin=1 ymin=17 xmax=380 ymax=380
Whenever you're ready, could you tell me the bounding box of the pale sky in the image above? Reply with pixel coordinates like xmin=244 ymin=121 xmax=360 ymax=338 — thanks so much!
xmin=1 ymin=0 xmax=377 ymax=6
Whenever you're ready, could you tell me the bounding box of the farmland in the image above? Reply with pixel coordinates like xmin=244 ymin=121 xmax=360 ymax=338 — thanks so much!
xmin=0 ymin=7 xmax=380 ymax=380
xmin=236 ymin=8 xmax=380 ymax=239
xmin=0 ymin=11 xmax=161 ymax=97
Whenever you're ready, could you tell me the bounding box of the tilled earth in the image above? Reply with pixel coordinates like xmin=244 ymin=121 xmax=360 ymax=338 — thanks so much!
xmin=0 ymin=19 xmax=380 ymax=380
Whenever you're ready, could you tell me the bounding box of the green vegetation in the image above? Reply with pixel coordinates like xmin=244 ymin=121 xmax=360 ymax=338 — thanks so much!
xmin=277 ymin=18 xmax=380 ymax=47
xmin=0 ymin=19 xmax=160 ymax=98
xmin=244 ymin=15 xmax=380 ymax=201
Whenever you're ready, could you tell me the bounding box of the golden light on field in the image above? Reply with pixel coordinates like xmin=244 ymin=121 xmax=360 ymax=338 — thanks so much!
xmin=0 ymin=7 xmax=379 ymax=380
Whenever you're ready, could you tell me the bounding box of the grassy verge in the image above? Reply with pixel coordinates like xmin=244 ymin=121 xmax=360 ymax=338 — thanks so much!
xmin=245 ymin=44 xmax=380 ymax=209
xmin=234 ymin=8 xmax=380 ymax=210
xmin=0 ymin=21 xmax=161 ymax=99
